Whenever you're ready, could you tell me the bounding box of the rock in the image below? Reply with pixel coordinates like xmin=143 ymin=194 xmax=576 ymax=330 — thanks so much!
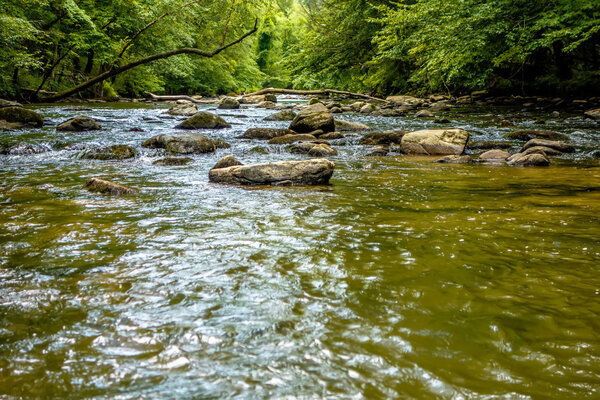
xmin=334 ymin=119 xmax=371 ymax=131
xmin=584 ymin=109 xmax=600 ymax=120
xmin=129 ymin=127 xmax=145 ymax=132
xmin=85 ymin=178 xmax=138 ymax=195
xmin=167 ymin=103 xmax=198 ymax=116
xmin=435 ymin=155 xmax=472 ymax=164
xmin=218 ymin=97 xmax=240 ymax=109
xmin=287 ymin=142 xmax=338 ymax=157
xmin=240 ymin=128 xmax=296 ymax=140
xmin=79 ymin=145 xmax=137 ymax=160
xmin=358 ymin=131 xmax=406 ymax=145
xmin=3 ymin=143 xmax=52 ymax=155
xmin=507 ymin=153 xmax=550 ymax=167
xmin=307 ymin=129 xmax=325 ymax=137
xmin=176 ymin=99 xmax=192 ymax=104
xmin=359 ymin=104 xmax=378 ymax=114
xmin=0 ymin=99 xmax=22 ymax=108
xmin=319 ymin=132 xmax=345 ymax=140
xmin=467 ymin=141 xmax=513 ymax=150
xmin=0 ymin=120 xmax=22 ymax=130
xmin=521 ymin=146 xmax=562 ymax=156
xmin=142 ymin=133 xmax=216 ymax=154
xmin=257 ymin=101 xmax=277 ymax=109
xmin=366 ymin=145 xmax=389 ymax=156
xmin=330 ymin=107 xmax=343 ymax=114
xmin=521 ymin=139 xmax=574 ymax=153
xmin=401 ymin=128 xmax=469 ymax=156
xmin=175 ymin=112 xmax=231 ymax=129
xmin=479 ymin=149 xmax=510 ymax=161
xmin=153 ymin=157 xmax=192 ymax=166
xmin=240 ymin=94 xmax=267 ymax=104
xmin=415 ymin=109 xmax=434 ymax=118
xmin=248 ymin=146 xmax=269 ymax=154
xmin=350 ymin=102 xmax=365 ymax=111
xmin=504 ymin=129 xmax=568 ymax=141
xmin=268 ymin=134 xmax=317 ymax=145
xmin=308 ymin=98 xmax=322 ymax=105
xmin=386 ymin=96 xmax=422 ymax=107
xmin=264 ymin=94 xmax=277 ymax=103
xmin=551 ymin=111 xmax=560 ymax=118
xmin=434 ymin=118 xmax=451 ymax=124
xmin=209 ymin=159 xmax=335 ymax=186
xmin=375 ymin=108 xmax=407 ymax=117
xmin=56 ymin=115 xmax=101 ymax=131
xmin=211 ymin=155 xmax=242 ymax=170
xmin=289 ymin=103 xmax=335 ymax=133
xmin=264 ymin=110 xmax=297 ymax=121
xmin=0 ymin=107 xmax=44 ymax=128
xmin=429 ymin=101 xmax=451 ymax=112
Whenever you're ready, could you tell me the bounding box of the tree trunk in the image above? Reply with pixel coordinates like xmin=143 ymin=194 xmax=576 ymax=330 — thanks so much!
xmin=244 ymin=88 xmax=388 ymax=103
xmin=145 ymin=92 xmax=218 ymax=103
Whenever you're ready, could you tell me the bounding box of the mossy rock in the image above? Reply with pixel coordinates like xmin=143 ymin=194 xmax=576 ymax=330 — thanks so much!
xmin=248 ymin=146 xmax=269 ymax=154
xmin=85 ymin=178 xmax=138 ymax=195
xmin=213 ymin=139 xmax=231 ymax=149
xmin=80 ymin=145 xmax=137 ymax=160
xmin=153 ymin=157 xmax=192 ymax=166
xmin=0 ymin=107 xmax=44 ymax=128
xmin=358 ymin=131 xmax=406 ymax=145
xmin=504 ymin=130 xmax=568 ymax=141
xmin=57 ymin=115 xmax=101 ymax=131
xmin=175 ymin=112 xmax=231 ymax=129
xmin=143 ymin=133 xmax=216 ymax=154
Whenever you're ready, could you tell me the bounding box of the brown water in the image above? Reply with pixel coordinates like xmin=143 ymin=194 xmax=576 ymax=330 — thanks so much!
xmin=1 ymin=100 xmax=600 ymax=399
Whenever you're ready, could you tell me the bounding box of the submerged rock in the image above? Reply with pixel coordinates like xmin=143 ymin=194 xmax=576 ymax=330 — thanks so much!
xmin=57 ymin=115 xmax=101 ymax=131
xmin=504 ymin=129 xmax=568 ymax=141
xmin=268 ymin=134 xmax=317 ymax=144
xmin=507 ymin=152 xmax=550 ymax=166
xmin=435 ymin=155 xmax=472 ymax=164
xmin=218 ymin=97 xmax=240 ymax=110
xmin=85 ymin=178 xmax=138 ymax=195
xmin=211 ymin=155 xmax=242 ymax=170
xmin=264 ymin=110 xmax=297 ymax=121
xmin=0 ymin=107 xmax=44 ymax=128
xmin=521 ymin=139 xmax=574 ymax=153
xmin=209 ymin=159 xmax=335 ymax=186
xmin=334 ymin=119 xmax=371 ymax=131
xmin=142 ymin=133 xmax=217 ymax=154
xmin=79 ymin=145 xmax=137 ymax=160
xmin=175 ymin=112 xmax=231 ymax=129
xmin=289 ymin=103 xmax=335 ymax=133
xmin=153 ymin=157 xmax=192 ymax=166
xmin=287 ymin=142 xmax=337 ymax=157
xmin=401 ymin=128 xmax=469 ymax=155
xmin=240 ymin=128 xmax=296 ymax=140
xmin=358 ymin=131 xmax=406 ymax=146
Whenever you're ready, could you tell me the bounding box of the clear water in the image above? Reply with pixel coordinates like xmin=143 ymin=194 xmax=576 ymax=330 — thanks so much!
xmin=1 ymin=99 xmax=599 ymax=399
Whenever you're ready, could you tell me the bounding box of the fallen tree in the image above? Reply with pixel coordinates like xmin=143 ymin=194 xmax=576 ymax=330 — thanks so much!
xmin=144 ymin=92 xmax=218 ymax=104
xmin=244 ymin=88 xmax=388 ymax=103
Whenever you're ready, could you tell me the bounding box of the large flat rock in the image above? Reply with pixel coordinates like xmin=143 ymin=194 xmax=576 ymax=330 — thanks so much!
xmin=401 ymin=128 xmax=469 ymax=155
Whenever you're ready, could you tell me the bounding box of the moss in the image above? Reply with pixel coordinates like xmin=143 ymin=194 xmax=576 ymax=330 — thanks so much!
xmin=0 ymin=107 xmax=43 ymax=127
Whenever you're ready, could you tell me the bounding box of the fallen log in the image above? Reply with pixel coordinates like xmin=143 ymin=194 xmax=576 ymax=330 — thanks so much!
xmin=244 ymin=88 xmax=388 ymax=103
xmin=144 ymin=92 xmax=218 ymax=104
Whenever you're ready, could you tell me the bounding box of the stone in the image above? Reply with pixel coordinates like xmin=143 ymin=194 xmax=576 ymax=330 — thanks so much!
xmin=3 ymin=143 xmax=52 ymax=155
xmin=584 ymin=109 xmax=600 ymax=120
xmin=264 ymin=110 xmax=297 ymax=121
xmin=375 ymin=108 xmax=407 ymax=117
xmin=240 ymin=128 xmax=296 ymax=140
xmin=175 ymin=112 xmax=231 ymax=129
xmin=209 ymin=159 xmax=335 ymax=186
xmin=319 ymin=132 xmax=345 ymax=140
xmin=287 ymin=142 xmax=338 ymax=157
xmin=264 ymin=94 xmax=277 ymax=103
xmin=330 ymin=107 xmax=343 ymax=114
xmin=359 ymin=104 xmax=378 ymax=114
xmin=507 ymin=153 xmax=550 ymax=167
xmin=153 ymin=157 xmax=192 ymax=166
xmin=504 ymin=129 xmax=568 ymax=141
xmin=85 ymin=178 xmax=138 ymax=195
xmin=289 ymin=103 xmax=335 ymax=133
xmin=334 ymin=119 xmax=371 ymax=131
xmin=521 ymin=139 xmax=574 ymax=153
xmin=248 ymin=146 xmax=269 ymax=154
xmin=56 ymin=115 xmax=101 ymax=131
xmin=79 ymin=145 xmax=137 ymax=160
xmin=240 ymin=94 xmax=266 ymax=104
xmin=386 ymin=96 xmax=422 ymax=107
xmin=434 ymin=118 xmax=451 ymax=124
xmin=0 ymin=99 xmax=22 ymax=108
xmin=435 ymin=155 xmax=472 ymax=164
xmin=257 ymin=101 xmax=277 ymax=109
xmin=366 ymin=145 xmax=389 ymax=157
xmin=358 ymin=131 xmax=406 ymax=145
xmin=350 ymin=102 xmax=365 ymax=111
xmin=467 ymin=141 xmax=513 ymax=150
xmin=167 ymin=103 xmax=198 ymax=116
xmin=268 ymin=134 xmax=317 ymax=145
xmin=401 ymin=128 xmax=469 ymax=156
xmin=415 ymin=109 xmax=434 ymax=118
xmin=0 ymin=120 xmax=22 ymax=130
xmin=218 ymin=97 xmax=240 ymax=109
xmin=308 ymin=98 xmax=322 ymax=105
xmin=142 ymin=133 xmax=216 ymax=154
xmin=0 ymin=107 xmax=44 ymax=128
xmin=429 ymin=101 xmax=451 ymax=112
xmin=521 ymin=146 xmax=562 ymax=156
xmin=479 ymin=149 xmax=510 ymax=161
xmin=211 ymin=155 xmax=242 ymax=170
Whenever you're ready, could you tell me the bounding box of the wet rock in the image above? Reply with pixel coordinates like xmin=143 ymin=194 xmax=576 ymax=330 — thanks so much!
xmin=0 ymin=107 xmax=44 ymax=128
xmin=257 ymin=101 xmax=277 ymax=109
xmin=3 ymin=143 xmax=52 ymax=155
xmin=268 ymin=134 xmax=317 ymax=145
xmin=211 ymin=155 xmax=242 ymax=170
xmin=521 ymin=146 xmax=562 ymax=156
xmin=213 ymin=139 xmax=231 ymax=149
xmin=240 ymin=94 xmax=267 ymax=104
xmin=386 ymin=96 xmax=422 ymax=107
xmin=358 ymin=131 xmax=406 ymax=146
xmin=401 ymin=128 xmax=469 ymax=156
xmin=467 ymin=141 xmax=513 ymax=150
xmin=264 ymin=110 xmax=297 ymax=121
xmin=142 ymin=133 xmax=216 ymax=154
xmin=248 ymin=146 xmax=269 ymax=154
xmin=287 ymin=142 xmax=338 ymax=157
xmin=479 ymin=149 xmax=510 ymax=161
xmin=429 ymin=101 xmax=451 ymax=112
xmin=334 ymin=119 xmax=371 ymax=131
xmin=366 ymin=145 xmax=389 ymax=157
xmin=85 ymin=178 xmax=138 ymax=195
xmin=330 ymin=107 xmax=343 ymax=114
xmin=521 ymin=139 xmax=574 ymax=153
xmin=415 ymin=109 xmax=434 ymax=118
xmin=307 ymin=129 xmax=325 ymax=137
xmin=264 ymin=94 xmax=277 ymax=103
xmin=209 ymin=159 xmax=335 ymax=186
xmin=374 ymin=108 xmax=407 ymax=117
xmin=359 ymin=104 xmax=378 ymax=114
xmin=0 ymin=120 xmax=22 ymax=130
xmin=218 ymin=97 xmax=240 ymax=110
xmin=153 ymin=157 xmax=192 ymax=166
xmin=79 ymin=145 xmax=137 ymax=160
xmin=350 ymin=102 xmax=365 ymax=111
xmin=129 ymin=127 xmax=144 ymax=132
xmin=57 ymin=115 xmax=101 ymax=131
xmin=507 ymin=153 xmax=550 ymax=167
xmin=240 ymin=128 xmax=296 ymax=140
xmin=584 ymin=108 xmax=600 ymax=120
xmin=167 ymin=103 xmax=198 ymax=116
xmin=175 ymin=112 xmax=231 ymax=129
xmin=435 ymin=155 xmax=472 ymax=164
xmin=289 ymin=103 xmax=335 ymax=133
xmin=504 ymin=129 xmax=568 ymax=141
xmin=319 ymin=132 xmax=345 ymax=140
xmin=434 ymin=118 xmax=451 ymax=124
xmin=0 ymin=99 xmax=22 ymax=108
xmin=308 ymin=98 xmax=322 ymax=105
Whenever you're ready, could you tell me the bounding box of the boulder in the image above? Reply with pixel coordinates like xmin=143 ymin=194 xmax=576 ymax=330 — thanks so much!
xmin=85 ymin=178 xmax=138 ymax=195
xmin=374 ymin=108 xmax=407 ymax=117
xmin=240 ymin=94 xmax=266 ymax=104
xmin=211 ymin=155 xmax=242 ymax=170
xmin=584 ymin=109 xmax=600 ymax=120
xmin=142 ymin=133 xmax=216 ymax=154
xmin=415 ymin=109 xmax=434 ymax=118
xmin=386 ymin=95 xmax=423 ymax=107
xmin=167 ymin=103 xmax=198 ymax=116
xmin=264 ymin=110 xmax=297 ymax=121
xmin=240 ymin=128 xmax=296 ymax=140
xmin=0 ymin=99 xmax=22 ymax=108
xmin=56 ymin=115 xmax=102 ymax=132
xmin=289 ymin=103 xmax=335 ymax=133
xmin=507 ymin=153 xmax=550 ymax=167
xmin=435 ymin=155 xmax=473 ymax=164
xmin=429 ymin=101 xmax=451 ymax=112
xmin=0 ymin=120 xmax=22 ymax=130
xmin=308 ymin=98 xmax=322 ymax=105
xmin=504 ymin=129 xmax=568 ymax=141
xmin=79 ymin=145 xmax=137 ymax=160
xmin=359 ymin=104 xmax=378 ymax=114
xmin=257 ymin=101 xmax=277 ymax=109
xmin=334 ymin=119 xmax=371 ymax=131
xmin=175 ymin=112 xmax=231 ymax=129
xmin=218 ymin=97 xmax=240 ymax=110
xmin=212 ymin=139 xmax=231 ymax=149
xmin=479 ymin=149 xmax=510 ymax=161
xmin=2 ymin=143 xmax=52 ymax=155
xmin=287 ymin=142 xmax=337 ymax=157
xmin=248 ymin=146 xmax=269 ymax=154
xmin=209 ymin=159 xmax=335 ymax=186
xmin=350 ymin=102 xmax=365 ymax=111
xmin=358 ymin=131 xmax=406 ymax=145
xmin=264 ymin=94 xmax=277 ymax=103
xmin=319 ymin=132 xmax=345 ymax=140
xmin=268 ymin=134 xmax=317 ymax=144
xmin=521 ymin=139 xmax=574 ymax=153
xmin=401 ymin=128 xmax=469 ymax=156
xmin=153 ymin=157 xmax=192 ymax=166
xmin=467 ymin=141 xmax=513 ymax=150
xmin=521 ymin=146 xmax=562 ymax=156
xmin=0 ymin=107 xmax=44 ymax=128
xmin=366 ymin=145 xmax=389 ymax=157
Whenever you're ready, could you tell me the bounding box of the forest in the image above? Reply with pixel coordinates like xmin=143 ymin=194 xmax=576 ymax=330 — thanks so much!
xmin=1 ymin=0 xmax=599 ymax=101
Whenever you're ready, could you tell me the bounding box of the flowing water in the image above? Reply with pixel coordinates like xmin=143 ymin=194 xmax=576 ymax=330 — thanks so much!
xmin=1 ymin=99 xmax=600 ymax=399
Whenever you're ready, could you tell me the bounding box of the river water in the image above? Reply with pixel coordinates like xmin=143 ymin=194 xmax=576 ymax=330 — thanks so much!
xmin=1 ymin=99 xmax=599 ymax=399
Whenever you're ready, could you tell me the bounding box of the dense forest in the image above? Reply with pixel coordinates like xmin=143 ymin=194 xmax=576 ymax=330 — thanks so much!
xmin=1 ymin=0 xmax=599 ymax=100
